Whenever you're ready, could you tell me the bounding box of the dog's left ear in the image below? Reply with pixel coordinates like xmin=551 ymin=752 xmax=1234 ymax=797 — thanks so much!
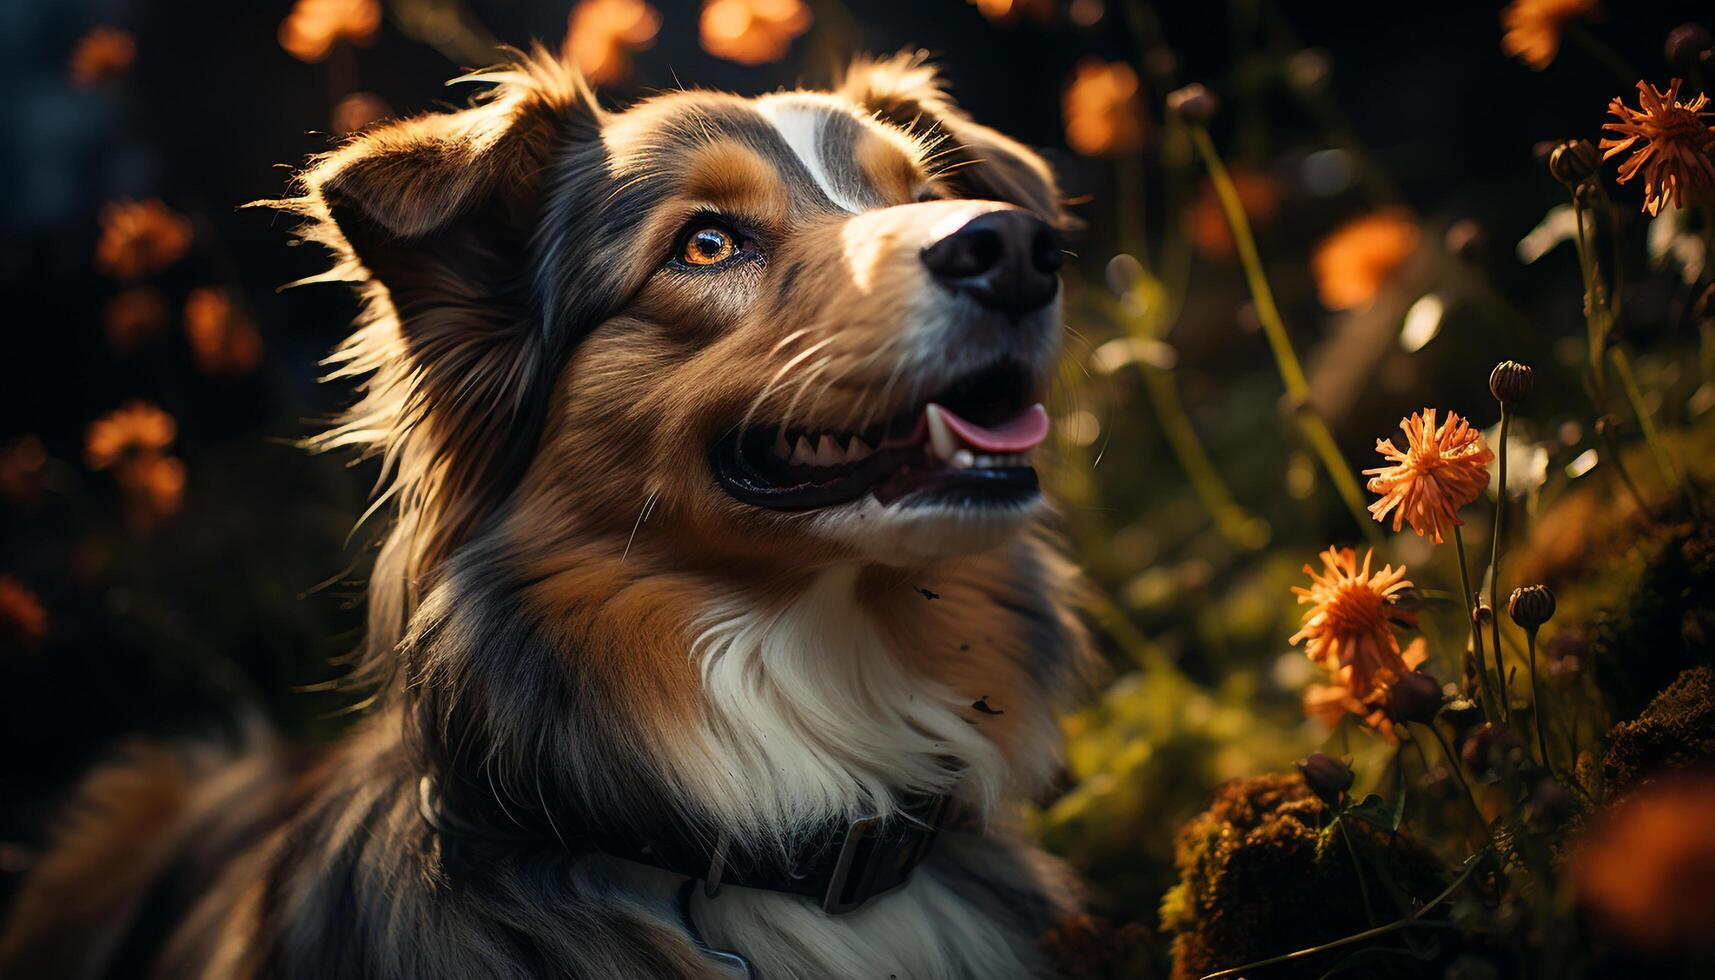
xmin=840 ymin=53 xmax=1074 ymax=228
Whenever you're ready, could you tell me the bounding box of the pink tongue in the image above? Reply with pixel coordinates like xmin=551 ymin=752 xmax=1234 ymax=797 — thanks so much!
xmin=931 ymin=403 xmax=1050 ymax=452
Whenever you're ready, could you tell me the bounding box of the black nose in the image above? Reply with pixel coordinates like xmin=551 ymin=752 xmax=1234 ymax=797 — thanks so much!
xmin=920 ymin=210 xmax=1062 ymax=319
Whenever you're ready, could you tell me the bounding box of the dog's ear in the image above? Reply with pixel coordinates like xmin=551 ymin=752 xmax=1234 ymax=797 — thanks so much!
xmin=840 ymin=52 xmax=1073 ymax=228
xmin=288 ymin=50 xmax=606 ymax=612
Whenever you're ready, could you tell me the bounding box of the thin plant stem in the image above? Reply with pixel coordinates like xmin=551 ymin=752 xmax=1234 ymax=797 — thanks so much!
xmin=1566 ymin=22 xmax=1639 ymax=84
xmin=1188 ymin=124 xmax=1381 ymax=544
xmin=1425 ymin=724 xmax=1499 ymax=857
xmin=1452 ymin=525 xmax=1496 ymax=720
xmin=1337 ymin=818 xmax=1379 ymax=929
xmin=1596 ymin=418 xmax=1653 ymax=517
xmin=1525 ymin=630 xmax=1556 ymax=780
xmin=1488 ymin=406 xmax=1509 ymax=697
xmin=1140 ymin=364 xmax=1267 ymax=549
xmin=1197 ymin=851 xmax=1487 ymax=980
xmin=1611 ymin=345 xmax=1700 ymax=517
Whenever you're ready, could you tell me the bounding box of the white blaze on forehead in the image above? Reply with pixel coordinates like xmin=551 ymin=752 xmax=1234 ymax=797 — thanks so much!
xmin=756 ymin=96 xmax=867 ymax=213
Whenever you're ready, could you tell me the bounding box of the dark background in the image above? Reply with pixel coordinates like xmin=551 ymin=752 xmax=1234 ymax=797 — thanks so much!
xmin=0 ymin=0 xmax=1703 ymax=865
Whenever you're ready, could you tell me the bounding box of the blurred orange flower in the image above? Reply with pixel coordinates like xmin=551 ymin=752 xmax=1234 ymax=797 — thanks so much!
xmin=0 ymin=436 xmax=48 ymax=506
xmin=331 ymin=91 xmax=391 ymax=136
xmin=1062 ymin=60 xmax=1144 ymax=157
xmin=0 ymin=577 xmax=49 ymax=647
xmin=94 ymin=199 xmax=191 ymax=281
xmin=69 ymin=25 xmax=135 ymax=87
xmin=969 ymin=0 xmax=1056 ymax=25
xmin=1365 ymin=409 xmax=1494 ymax=544
xmin=1601 ymin=78 xmax=1715 ymax=216
xmin=104 ymin=287 xmax=169 ymax=350
xmin=1291 ymin=547 xmax=1417 ymax=702
xmin=85 ymin=401 xmax=176 ymax=471
xmin=114 ymin=452 xmax=187 ymax=529
xmin=86 ymin=403 xmax=185 ymax=531
xmin=1185 ymin=168 xmax=1282 ymax=262
xmin=700 ymin=0 xmax=810 ymax=66
xmin=1310 ymin=209 xmax=1419 ymax=311
xmin=1501 ymin=0 xmax=1601 ymax=70
xmin=1574 ymin=773 xmax=1715 ymax=951
xmin=564 ymin=0 xmax=660 ymax=84
xmin=184 ymin=287 xmax=264 ymax=376
xmin=279 ymin=0 xmax=381 ymax=63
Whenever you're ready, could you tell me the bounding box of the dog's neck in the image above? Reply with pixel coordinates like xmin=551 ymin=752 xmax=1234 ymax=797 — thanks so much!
xmin=394 ymin=523 xmax=1080 ymax=855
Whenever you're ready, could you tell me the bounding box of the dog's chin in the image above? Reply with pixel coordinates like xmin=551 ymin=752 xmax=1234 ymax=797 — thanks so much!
xmin=807 ymin=490 xmax=1045 ymax=563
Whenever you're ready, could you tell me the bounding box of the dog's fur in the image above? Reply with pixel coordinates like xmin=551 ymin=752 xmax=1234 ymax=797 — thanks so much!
xmin=0 ymin=50 xmax=1092 ymax=979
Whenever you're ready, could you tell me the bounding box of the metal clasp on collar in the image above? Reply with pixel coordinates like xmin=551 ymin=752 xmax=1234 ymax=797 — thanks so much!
xmin=821 ymin=814 xmax=883 ymax=914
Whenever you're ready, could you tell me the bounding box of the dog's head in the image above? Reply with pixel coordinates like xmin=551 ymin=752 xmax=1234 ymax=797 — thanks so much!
xmin=296 ymin=50 xmax=1069 ymax=588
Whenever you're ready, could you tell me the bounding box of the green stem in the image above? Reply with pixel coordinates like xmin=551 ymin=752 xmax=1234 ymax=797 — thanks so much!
xmin=1565 ymin=22 xmax=1640 ymax=84
xmin=1188 ymin=124 xmax=1380 ymax=543
xmin=1488 ymin=406 xmax=1516 ymax=720
xmin=1526 ymin=629 xmax=1555 ymax=780
xmin=1197 ymin=851 xmax=1486 ymax=980
xmin=1596 ymin=418 xmax=1653 ymax=517
xmin=1452 ymin=525 xmax=1496 ymax=721
xmin=1140 ymin=364 xmax=1267 ymax=549
xmin=1611 ymin=346 xmax=1696 ymax=517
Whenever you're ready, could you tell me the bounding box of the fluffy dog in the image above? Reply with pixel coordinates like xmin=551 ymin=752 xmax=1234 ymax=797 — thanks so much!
xmin=0 ymin=49 xmax=1092 ymax=979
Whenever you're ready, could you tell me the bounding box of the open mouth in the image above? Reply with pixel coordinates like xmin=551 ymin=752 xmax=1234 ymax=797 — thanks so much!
xmin=711 ymin=361 xmax=1049 ymax=511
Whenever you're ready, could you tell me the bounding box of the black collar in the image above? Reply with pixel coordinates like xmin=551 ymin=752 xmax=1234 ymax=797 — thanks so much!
xmin=417 ymin=775 xmax=962 ymax=915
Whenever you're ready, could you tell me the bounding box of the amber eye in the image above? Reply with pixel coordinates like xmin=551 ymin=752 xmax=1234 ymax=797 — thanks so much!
xmin=680 ymin=225 xmax=737 ymax=266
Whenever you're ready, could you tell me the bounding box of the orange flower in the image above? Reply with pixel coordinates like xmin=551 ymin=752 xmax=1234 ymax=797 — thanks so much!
xmin=0 ymin=436 xmax=48 ymax=505
xmin=1185 ymin=168 xmax=1281 ymax=262
xmin=1291 ymin=547 xmax=1417 ymax=701
xmin=1500 ymin=0 xmax=1601 ymax=70
xmin=969 ymin=0 xmax=1056 ymax=25
xmin=564 ymin=0 xmax=660 ymax=84
xmin=0 ymin=577 xmax=49 ymax=647
xmin=104 ymin=287 xmax=169 ymax=350
xmin=1601 ymin=79 xmax=1715 ymax=216
xmin=85 ymin=401 xmax=176 ymax=471
xmin=1365 ymin=409 xmax=1494 ymax=544
xmin=114 ymin=452 xmax=186 ymax=529
xmin=69 ymin=25 xmax=135 ymax=87
xmin=1311 ymin=209 xmax=1420 ymax=311
xmin=94 ymin=199 xmax=191 ymax=281
xmin=1574 ymin=773 xmax=1715 ymax=951
xmin=184 ymin=287 xmax=264 ymax=376
xmin=699 ymin=0 xmax=810 ymax=66
xmin=1062 ymin=60 xmax=1145 ymax=157
xmin=279 ymin=0 xmax=381 ymax=63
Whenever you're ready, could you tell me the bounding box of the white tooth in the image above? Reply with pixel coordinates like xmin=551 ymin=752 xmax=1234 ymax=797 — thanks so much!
xmin=847 ymin=436 xmax=872 ymax=461
xmin=926 ymin=405 xmax=957 ymax=461
xmin=773 ymin=431 xmax=792 ymax=458
xmin=815 ymin=434 xmax=843 ymax=466
xmin=952 ymin=449 xmax=975 ymax=469
xmin=791 ymin=436 xmax=816 ymax=466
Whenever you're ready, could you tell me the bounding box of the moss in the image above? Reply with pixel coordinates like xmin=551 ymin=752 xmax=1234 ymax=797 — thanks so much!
xmin=1162 ymin=774 xmax=1444 ymax=980
xmin=1602 ymin=666 xmax=1715 ymax=792
xmin=1587 ymin=520 xmax=1715 ymax=722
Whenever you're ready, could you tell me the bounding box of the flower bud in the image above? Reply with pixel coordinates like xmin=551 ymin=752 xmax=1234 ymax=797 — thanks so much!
xmin=1295 ymin=752 xmax=1353 ymax=806
xmin=1166 ymin=84 xmax=1220 ymax=124
xmin=1666 ymin=23 xmax=1714 ymax=69
xmin=1385 ymin=669 xmax=1443 ymax=725
xmin=1548 ymin=140 xmax=1598 ymax=186
xmin=1508 ymin=584 xmax=1556 ymax=630
xmin=1489 ymin=359 xmax=1534 ymax=405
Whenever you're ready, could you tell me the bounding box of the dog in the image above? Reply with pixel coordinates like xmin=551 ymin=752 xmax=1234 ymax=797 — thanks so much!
xmin=0 ymin=49 xmax=1093 ymax=979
